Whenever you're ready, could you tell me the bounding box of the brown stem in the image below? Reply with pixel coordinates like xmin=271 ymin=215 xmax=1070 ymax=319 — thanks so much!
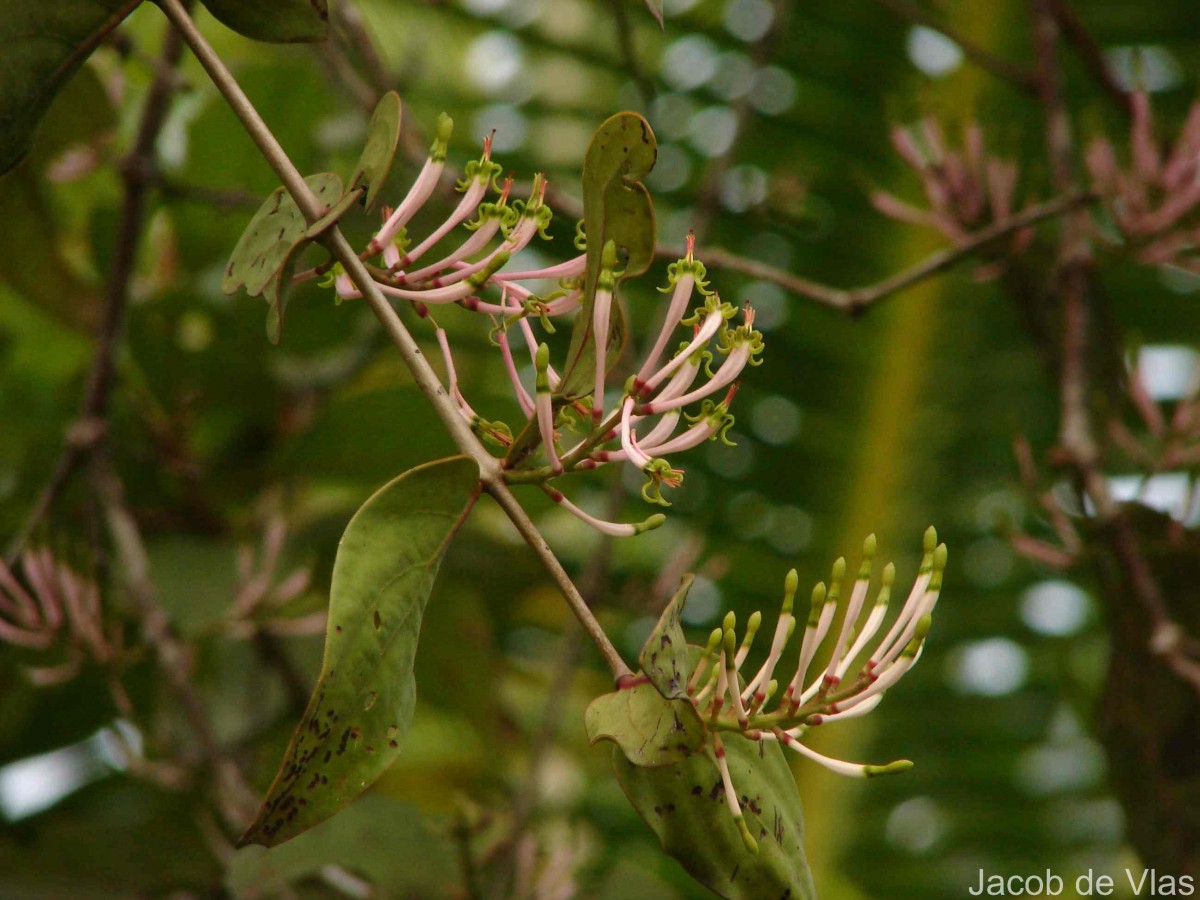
xmin=154 ymin=0 xmax=632 ymax=683
xmin=1029 ymin=0 xmax=1200 ymax=697
xmin=661 ymin=191 xmax=1094 ymax=314
xmin=1045 ymin=0 xmax=1132 ymax=115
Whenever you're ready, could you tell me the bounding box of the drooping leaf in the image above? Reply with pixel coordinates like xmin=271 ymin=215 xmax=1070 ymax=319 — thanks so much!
xmin=614 ymin=733 xmax=816 ymax=900
xmin=238 ymin=455 xmax=481 ymax=848
xmin=639 ymin=574 xmax=694 ymax=700
xmin=350 ymin=91 xmax=402 ymax=211
xmin=585 ymin=678 xmax=706 ymax=767
xmin=199 ymin=0 xmax=329 ymax=44
xmin=558 ymin=112 xmax=658 ymax=399
xmin=0 ymin=0 xmax=140 ymax=175
xmin=642 ymin=0 xmax=665 ymax=28
xmin=222 ymin=172 xmax=342 ymax=298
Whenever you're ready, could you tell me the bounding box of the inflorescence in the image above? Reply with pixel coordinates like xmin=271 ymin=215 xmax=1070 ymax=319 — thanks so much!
xmin=692 ymin=528 xmax=947 ymax=851
xmin=312 ymin=115 xmax=762 ymax=536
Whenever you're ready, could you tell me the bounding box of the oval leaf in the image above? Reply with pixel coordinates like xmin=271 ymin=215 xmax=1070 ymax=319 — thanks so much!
xmin=199 ymin=0 xmax=328 ymax=43
xmin=639 ymin=574 xmax=694 ymax=699
xmin=238 ymin=455 xmax=481 ymax=848
xmin=351 ymin=91 xmax=403 ymax=211
xmin=613 ymin=733 xmax=817 ymax=899
xmin=0 ymin=0 xmax=140 ymax=175
xmin=585 ymin=678 xmax=705 ymax=766
xmin=558 ymin=112 xmax=658 ymax=400
xmin=222 ymin=173 xmax=342 ymax=298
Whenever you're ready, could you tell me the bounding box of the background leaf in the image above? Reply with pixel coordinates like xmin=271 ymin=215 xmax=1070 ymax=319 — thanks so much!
xmin=0 ymin=0 xmax=139 ymax=174
xmin=614 ymin=733 xmax=816 ymax=899
xmin=239 ymin=455 xmax=480 ymax=847
xmin=198 ymin=0 xmax=329 ymax=44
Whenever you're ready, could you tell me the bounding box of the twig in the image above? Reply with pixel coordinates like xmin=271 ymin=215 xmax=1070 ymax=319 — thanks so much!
xmin=661 ymin=191 xmax=1094 ymax=314
xmin=8 ymin=17 xmax=186 ymax=563
xmin=870 ymin=0 xmax=1037 ymax=92
xmin=334 ymin=0 xmax=393 ymax=101
xmin=692 ymin=0 xmax=789 ymax=244
xmin=1045 ymin=0 xmax=1132 ymax=115
xmin=92 ymin=454 xmax=259 ymax=827
xmin=154 ymin=0 xmax=632 ymax=684
xmin=605 ymin=0 xmax=655 ymax=111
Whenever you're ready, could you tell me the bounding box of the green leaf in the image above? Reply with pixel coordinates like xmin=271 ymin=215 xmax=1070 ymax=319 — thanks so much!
xmin=614 ymin=733 xmax=817 ymax=899
xmin=558 ymin=112 xmax=658 ymax=400
xmin=350 ymin=91 xmax=403 ymax=211
xmin=199 ymin=0 xmax=329 ymax=44
xmin=585 ymin=678 xmax=705 ymax=767
xmin=639 ymin=574 xmax=694 ymax=700
xmin=238 ymin=455 xmax=481 ymax=848
xmin=304 ymin=187 xmax=364 ymax=240
xmin=0 ymin=0 xmax=140 ymax=175
xmin=222 ymin=172 xmax=342 ymax=298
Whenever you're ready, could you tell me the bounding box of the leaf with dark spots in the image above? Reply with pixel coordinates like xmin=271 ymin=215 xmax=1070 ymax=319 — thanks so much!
xmin=199 ymin=0 xmax=329 ymax=44
xmin=640 ymin=574 xmax=694 ymax=699
xmin=0 ymin=0 xmax=140 ymax=175
xmin=239 ymin=456 xmax=481 ymax=848
xmin=223 ymin=172 xmax=342 ymax=299
xmin=557 ymin=112 xmax=658 ymax=400
xmin=304 ymin=187 xmax=365 ymax=240
xmin=613 ymin=733 xmax=816 ymax=899
xmin=585 ymin=677 xmax=705 ymax=767
xmin=350 ymin=91 xmax=402 ymax=211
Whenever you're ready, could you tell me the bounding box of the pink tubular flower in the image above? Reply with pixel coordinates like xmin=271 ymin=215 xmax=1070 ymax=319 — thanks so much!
xmin=312 ymin=109 xmax=766 ymax=538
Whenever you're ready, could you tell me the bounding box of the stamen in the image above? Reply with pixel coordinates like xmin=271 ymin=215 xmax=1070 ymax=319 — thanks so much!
xmin=539 ymin=486 xmax=665 ymax=537
xmin=712 ymin=733 xmax=759 ymax=853
xmin=771 ymin=728 xmax=913 ymax=778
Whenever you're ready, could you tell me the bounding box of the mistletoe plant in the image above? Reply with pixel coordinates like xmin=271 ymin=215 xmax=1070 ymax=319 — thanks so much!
xmin=208 ymin=82 xmax=950 ymax=897
xmin=3 ymin=1 xmax=948 ymax=896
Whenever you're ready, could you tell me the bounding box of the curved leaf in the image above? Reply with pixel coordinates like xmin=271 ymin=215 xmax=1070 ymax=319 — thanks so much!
xmin=222 ymin=172 xmax=342 ymax=298
xmin=0 ymin=0 xmax=140 ymax=175
xmin=639 ymin=574 xmax=694 ymax=699
xmin=199 ymin=0 xmax=329 ymax=44
xmin=351 ymin=91 xmax=402 ymax=211
xmin=238 ymin=455 xmax=481 ymax=848
xmin=614 ymin=733 xmax=816 ymax=900
xmin=558 ymin=112 xmax=658 ymax=399
xmin=585 ymin=678 xmax=705 ymax=766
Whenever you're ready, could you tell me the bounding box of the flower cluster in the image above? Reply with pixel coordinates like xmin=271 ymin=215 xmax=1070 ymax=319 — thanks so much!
xmin=1086 ymin=91 xmax=1200 ymax=272
xmin=874 ymin=118 xmax=1029 ymax=278
xmin=0 ymin=549 xmax=117 ymax=685
xmin=316 ymin=116 xmax=762 ymax=536
xmin=689 ymin=529 xmax=946 ymax=849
